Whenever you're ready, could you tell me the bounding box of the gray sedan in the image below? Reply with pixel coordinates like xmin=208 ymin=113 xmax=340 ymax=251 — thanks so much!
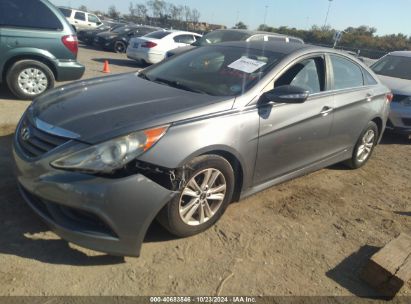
xmin=371 ymin=51 xmax=411 ymax=135
xmin=13 ymin=42 xmax=391 ymax=256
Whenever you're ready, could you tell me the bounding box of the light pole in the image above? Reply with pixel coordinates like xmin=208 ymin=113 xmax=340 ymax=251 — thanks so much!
xmin=263 ymin=5 xmax=269 ymax=28
xmin=323 ymin=0 xmax=333 ymax=28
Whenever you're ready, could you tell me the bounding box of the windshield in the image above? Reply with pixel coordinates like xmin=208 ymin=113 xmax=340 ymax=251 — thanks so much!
xmin=193 ymin=31 xmax=250 ymax=46
xmin=371 ymin=55 xmax=411 ymax=80
xmin=140 ymin=45 xmax=283 ymax=97
xmin=145 ymin=31 xmax=172 ymax=39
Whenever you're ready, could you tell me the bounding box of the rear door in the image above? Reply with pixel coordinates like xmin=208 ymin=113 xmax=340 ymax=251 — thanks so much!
xmin=254 ymin=55 xmax=336 ymax=185
xmin=326 ymin=54 xmax=375 ymax=152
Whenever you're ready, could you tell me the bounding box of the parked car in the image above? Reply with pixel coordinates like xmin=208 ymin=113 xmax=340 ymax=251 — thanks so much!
xmin=127 ymin=30 xmax=202 ymax=64
xmin=165 ymin=29 xmax=304 ymax=58
xmin=0 ymin=0 xmax=85 ymax=100
xmin=13 ymin=41 xmax=391 ymax=256
xmin=94 ymin=25 xmax=161 ymax=53
xmin=77 ymin=22 xmax=124 ymax=45
xmin=371 ymin=51 xmax=411 ymax=136
xmin=58 ymin=7 xmax=102 ymax=32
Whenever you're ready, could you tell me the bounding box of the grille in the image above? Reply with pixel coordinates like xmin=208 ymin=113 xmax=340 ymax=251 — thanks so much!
xmin=17 ymin=118 xmax=69 ymax=158
xmin=392 ymin=94 xmax=408 ymax=103
xmin=402 ymin=118 xmax=411 ymax=126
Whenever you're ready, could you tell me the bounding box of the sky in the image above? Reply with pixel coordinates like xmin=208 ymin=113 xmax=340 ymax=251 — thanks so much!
xmin=50 ymin=0 xmax=411 ymax=36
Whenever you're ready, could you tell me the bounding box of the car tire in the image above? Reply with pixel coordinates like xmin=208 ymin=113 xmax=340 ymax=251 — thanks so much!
xmin=345 ymin=121 xmax=379 ymax=169
xmin=6 ymin=60 xmax=55 ymax=100
xmin=157 ymin=155 xmax=235 ymax=237
xmin=114 ymin=41 xmax=127 ymax=53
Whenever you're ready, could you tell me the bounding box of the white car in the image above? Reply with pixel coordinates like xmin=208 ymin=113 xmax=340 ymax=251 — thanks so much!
xmin=127 ymin=30 xmax=202 ymax=64
xmin=58 ymin=7 xmax=102 ymax=32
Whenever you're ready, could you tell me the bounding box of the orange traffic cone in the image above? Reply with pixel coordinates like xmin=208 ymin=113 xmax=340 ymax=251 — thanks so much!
xmin=102 ymin=60 xmax=110 ymax=73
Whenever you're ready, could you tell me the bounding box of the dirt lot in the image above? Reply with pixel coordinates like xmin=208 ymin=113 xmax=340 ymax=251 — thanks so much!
xmin=0 ymin=46 xmax=410 ymax=297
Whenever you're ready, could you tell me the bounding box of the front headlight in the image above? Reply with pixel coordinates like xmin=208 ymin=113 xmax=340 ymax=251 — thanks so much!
xmin=51 ymin=126 xmax=168 ymax=173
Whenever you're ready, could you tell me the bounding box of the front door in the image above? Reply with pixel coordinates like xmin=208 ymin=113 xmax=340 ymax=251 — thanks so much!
xmin=254 ymin=56 xmax=335 ymax=185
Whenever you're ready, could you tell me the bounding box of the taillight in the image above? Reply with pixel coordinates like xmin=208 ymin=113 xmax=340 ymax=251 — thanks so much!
xmin=386 ymin=92 xmax=393 ymax=103
xmin=62 ymin=35 xmax=78 ymax=56
xmin=141 ymin=41 xmax=157 ymax=48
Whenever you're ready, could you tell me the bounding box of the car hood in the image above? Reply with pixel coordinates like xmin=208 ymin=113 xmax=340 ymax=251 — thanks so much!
xmin=377 ymin=75 xmax=411 ymax=95
xmin=29 ymin=73 xmax=233 ymax=144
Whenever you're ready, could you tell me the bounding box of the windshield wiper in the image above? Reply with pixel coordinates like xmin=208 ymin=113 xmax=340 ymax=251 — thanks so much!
xmin=152 ymin=78 xmax=208 ymax=94
xmin=138 ymin=72 xmax=152 ymax=81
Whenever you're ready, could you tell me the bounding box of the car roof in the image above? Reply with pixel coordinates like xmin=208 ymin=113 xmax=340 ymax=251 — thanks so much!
xmin=388 ymin=51 xmax=411 ymax=58
xmin=209 ymin=29 xmax=303 ymax=41
xmin=214 ymin=40 xmax=318 ymax=54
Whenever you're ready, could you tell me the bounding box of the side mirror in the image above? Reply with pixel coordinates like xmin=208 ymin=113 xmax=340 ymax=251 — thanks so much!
xmin=260 ymin=85 xmax=309 ymax=104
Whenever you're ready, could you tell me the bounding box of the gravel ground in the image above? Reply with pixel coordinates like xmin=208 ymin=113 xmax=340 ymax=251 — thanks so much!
xmin=0 ymin=45 xmax=410 ymax=297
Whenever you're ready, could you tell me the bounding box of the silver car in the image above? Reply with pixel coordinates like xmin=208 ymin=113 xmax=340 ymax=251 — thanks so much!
xmin=13 ymin=42 xmax=391 ymax=256
xmin=371 ymin=51 xmax=411 ymax=135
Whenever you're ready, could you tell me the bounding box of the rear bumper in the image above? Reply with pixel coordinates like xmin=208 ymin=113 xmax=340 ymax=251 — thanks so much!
xmin=127 ymin=49 xmax=164 ymax=64
xmin=54 ymin=60 xmax=85 ymax=82
xmin=13 ymin=135 xmax=177 ymax=257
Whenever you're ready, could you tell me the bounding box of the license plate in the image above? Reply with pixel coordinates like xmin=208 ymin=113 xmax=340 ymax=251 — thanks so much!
xmin=133 ymin=42 xmax=139 ymax=48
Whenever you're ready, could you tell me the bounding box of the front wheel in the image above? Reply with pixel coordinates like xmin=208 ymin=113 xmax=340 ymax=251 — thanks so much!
xmin=157 ymin=155 xmax=235 ymax=237
xmin=345 ymin=121 xmax=379 ymax=169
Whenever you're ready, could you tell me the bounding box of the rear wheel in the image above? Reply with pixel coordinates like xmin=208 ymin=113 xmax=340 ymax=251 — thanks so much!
xmin=157 ymin=155 xmax=235 ymax=237
xmin=114 ymin=41 xmax=127 ymax=53
xmin=6 ymin=60 xmax=55 ymax=100
xmin=345 ymin=121 xmax=379 ymax=169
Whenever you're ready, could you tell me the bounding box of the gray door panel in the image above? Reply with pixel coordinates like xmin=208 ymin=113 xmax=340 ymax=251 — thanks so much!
xmin=254 ymin=94 xmax=334 ymax=185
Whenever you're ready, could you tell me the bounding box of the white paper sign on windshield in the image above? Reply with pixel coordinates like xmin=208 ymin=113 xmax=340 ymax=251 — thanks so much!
xmin=228 ymin=57 xmax=267 ymax=74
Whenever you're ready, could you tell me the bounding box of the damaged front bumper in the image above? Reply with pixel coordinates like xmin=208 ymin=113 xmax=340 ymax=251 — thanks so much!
xmin=13 ymin=139 xmax=178 ymax=257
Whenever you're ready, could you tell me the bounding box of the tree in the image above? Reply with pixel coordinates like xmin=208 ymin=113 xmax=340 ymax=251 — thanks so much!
xmin=147 ymin=0 xmax=166 ymax=18
xmin=183 ymin=5 xmax=191 ymax=22
xmin=135 ymin=4 xmax=148 ymax=19
xmin=233 ymin=21 xmax=247 ymax=30
xmin=108 ymin=5 xmax=120 ymax=19
xmin=78 ymin=5 xmax=87 ymax=12
xmin=191 ymin=8 xmax=200 ymax=23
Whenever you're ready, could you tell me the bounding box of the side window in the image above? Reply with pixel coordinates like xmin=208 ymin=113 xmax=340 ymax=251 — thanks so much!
xmin=174 ymin=35 xmax=196 ymax=44
xmin=330 ymin=55 xmax=364 ymax=90
xmin=275 ymin=58 xmax=325 ymax=94
xmin=363 ymin=69 xmax=378 ymax=85
xmin=249 ymin=35 xmax=265 ymax=42
xmin=267 ymin=36 xmax=287 ymax=43
xmin=74 ymin=12 xmax=86 ymax=21
xmin=0 ymin=0 xmax=63 ymax=30
xmin=87 ymin=14 xmax=99 ymax=23
xmin=59 ymin=8 xmax=72 ymax=17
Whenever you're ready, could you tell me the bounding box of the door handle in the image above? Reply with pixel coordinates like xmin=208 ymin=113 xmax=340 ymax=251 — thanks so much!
xmin=320 ymin=106 xmax=334 ymax=116
xmin=366 ymin=93 xmax=374 ymax=102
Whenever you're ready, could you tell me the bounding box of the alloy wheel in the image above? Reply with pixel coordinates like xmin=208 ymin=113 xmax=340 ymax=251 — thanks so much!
xmin=179 ymin=168 xmax=227 ymax=226
xmin=356 ymin=129 xmax=375 ymax=162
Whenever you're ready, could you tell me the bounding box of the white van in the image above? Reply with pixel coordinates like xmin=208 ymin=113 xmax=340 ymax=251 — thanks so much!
xmin=58 ymin=7 xmax=102 ymax=32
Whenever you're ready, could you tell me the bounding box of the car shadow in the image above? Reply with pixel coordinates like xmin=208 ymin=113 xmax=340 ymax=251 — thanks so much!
xmin=0 ymin=85 xmax=17 ymax=101
xmin=326 ymin=245 xmax=385 ymax=299
xmin=380 ymin=132 xmax=410 ymax=145
xmin=0 ymin=133 xmax=177 ymax=265
xmin=92 ymin=58 xmax=149 ymax=69
xmin=394 ymin=211 xmax=411 ymax=217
